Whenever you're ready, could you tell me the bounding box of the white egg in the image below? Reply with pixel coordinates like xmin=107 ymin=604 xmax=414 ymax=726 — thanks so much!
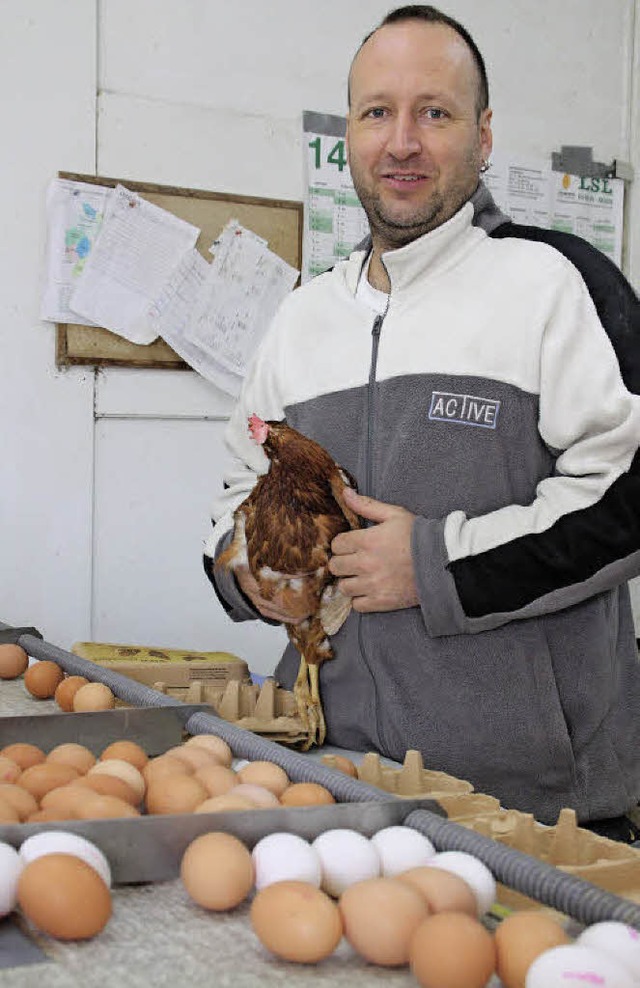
xmin=0 ymin=842 xmax=23 ymax=917
xmin=19 ymin=830 xmax=112 ymax=888
xmin=312 ymin=828 xmax=381 ymax=897
xmin=526 ymin=944 xmax=636 ymax=987
xmin=252 ymin=832 xmax=321 ymax=890
xmin=578 ymin=922 xmax=640 ymax=979
xmin=370 ymin=825 xmax=435 ymax=877
xmin=427 ymin=851 xmax=496 ymax=916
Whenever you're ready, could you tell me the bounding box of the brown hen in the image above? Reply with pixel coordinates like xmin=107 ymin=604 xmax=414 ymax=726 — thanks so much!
xmin=216 ymin=414 xmax=360 ymax=748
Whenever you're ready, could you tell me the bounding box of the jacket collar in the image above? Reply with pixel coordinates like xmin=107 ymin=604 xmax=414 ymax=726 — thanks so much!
xmin=343 ymin=180 xmax=510 ymax=295
xmin=345 ymin=199 xmax=482 ymax=295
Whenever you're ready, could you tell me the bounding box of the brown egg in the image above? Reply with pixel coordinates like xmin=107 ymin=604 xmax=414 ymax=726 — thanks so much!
xmin=0 ymin=783 xmax=38 ymax=821
xmin=280 ymin=783 xmax=336 ymax=807
xmin=195 ymin=794 xmax=256 ymax=814
xmin=237 ymin=761 xmax=289 ymax=797
xmin=340 ymin=877 xmax=429 ymax=966
xmin=409 ymin=912 xmax=497 ymax=988
xmin=46 ymin=743 xmax=96 ymax=774
xmin=100 ymin=740 xmax=148 ymax=772
xmin=73 ymin=774 xmax=140 ymax=806
xmin=73 ymin=682 xmax=115 ymax=711
xmin=88 ymin=760 xmax=145 ymax=801
xmin=24 ymin=660 xmax=64 ymax=698
xmin=193 ymin=763 xmax=239 ymax=798
xmin=0 ymin=796 xmax=21 ymax=822
xmin=18 ymin=762 xmax=80 ymax=800
xmin=232 ymin=783 xmax=280 ymax=808
xmin=322 ymin=754 xmax=359 ymax=777
xmin=184 ymin=734 xmax=233 ymax=767
xmin=251 ymin=881 xmax=343 ymax=963
xmin=164 ymin=745 xmax=217 ymax=772
xmin=76 ymin=795 xmax=140 ymax=819
xmin=494 ymin=910 xmax=571 ymax=988
xmin=17 ymin=853 xmax=112 ymax=939
xmin=0 ymin=755 xmax=22 ymax=784
xmin=181 ymin=832 xmax=254 ymax=910
xmin=0 ymin=743 xmax=45 ymax=770
xmin=143 ymin=755 xmax=193 ymax=785
xmin=398 ymin=866 xmax=478 ymax=917
xmin=54 ymin=675 xmax=89 ymax=711
xmin=146 ymin=775 xmax=207 ymax=815
xmin=40 ymin=785 xmax=96 ymax=819
xmin=0 ymin=644 xmax=29 ymax=679
xmin=28 ymin=808 xmax=70 ymax=823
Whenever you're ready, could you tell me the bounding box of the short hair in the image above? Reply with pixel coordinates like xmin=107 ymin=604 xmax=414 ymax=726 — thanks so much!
xmin=349 ymin=4 xmax=489 ymax=120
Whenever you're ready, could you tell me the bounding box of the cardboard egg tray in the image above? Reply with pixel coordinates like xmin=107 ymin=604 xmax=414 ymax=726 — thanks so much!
xmin=0 ymin=703 xmax=434 ymax=884
xmin=462 ymin=807 xmax=640 ymax=910
xmin=152 ymin=677 xmax=310 ymax=746
xmin=323 ymin=749 xmax=640 ymax=908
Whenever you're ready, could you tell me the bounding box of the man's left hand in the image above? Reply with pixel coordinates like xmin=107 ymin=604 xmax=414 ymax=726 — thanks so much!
xmin=329 ymin=488 xmax=419 ymax=612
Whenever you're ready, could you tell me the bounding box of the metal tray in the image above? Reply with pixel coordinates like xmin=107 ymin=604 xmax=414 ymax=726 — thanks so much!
xmin=0 ymin=798 xmax=439 ymax=884
xmin=0 ymin=703 xmax=445 ymax=883
xmin=0 ymin=704 xmax=210 ymax=755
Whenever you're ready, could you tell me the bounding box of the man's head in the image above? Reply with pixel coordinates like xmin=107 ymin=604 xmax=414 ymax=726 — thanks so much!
xmin=347 ymin=5 xmax=493 ymax=254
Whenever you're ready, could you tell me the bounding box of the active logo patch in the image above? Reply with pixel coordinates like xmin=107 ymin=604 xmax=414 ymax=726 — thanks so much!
xmin=429 ymin=391 xmax=500 ymax=429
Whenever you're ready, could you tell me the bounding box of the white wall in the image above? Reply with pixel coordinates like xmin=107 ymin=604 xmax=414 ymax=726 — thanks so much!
xmin=1 ymin=1 xmax=638 ymax=673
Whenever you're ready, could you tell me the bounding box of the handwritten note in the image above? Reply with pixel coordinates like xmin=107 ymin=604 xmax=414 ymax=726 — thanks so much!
xmin=70 ymin=185 xmax=200 ymax=344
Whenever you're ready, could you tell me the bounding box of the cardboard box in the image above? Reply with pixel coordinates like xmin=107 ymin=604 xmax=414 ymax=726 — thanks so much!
xmin=71 ymin=641 xmax=250 ymax=688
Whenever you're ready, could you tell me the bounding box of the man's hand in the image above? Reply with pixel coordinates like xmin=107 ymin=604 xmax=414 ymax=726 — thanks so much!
xmin=234 ymin=566 xmax=313 ymax=625
xmin=329 ymin=488 xmax=419 ymax=612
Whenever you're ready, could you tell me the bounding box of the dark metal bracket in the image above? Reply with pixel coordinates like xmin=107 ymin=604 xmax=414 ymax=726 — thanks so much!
xmin=551 ymin=145 xmax=634 ymax=182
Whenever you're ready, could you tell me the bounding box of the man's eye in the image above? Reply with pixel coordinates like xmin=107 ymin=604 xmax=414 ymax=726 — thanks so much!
xmin=424 ymin=108 xmax=447 ymax=120
xmin=366 ymin=107 xmax=386 ymax=119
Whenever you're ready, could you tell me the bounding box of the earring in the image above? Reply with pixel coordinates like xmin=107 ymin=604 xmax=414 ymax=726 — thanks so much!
xmin=479 ymin=159 xmax=491 ymax=174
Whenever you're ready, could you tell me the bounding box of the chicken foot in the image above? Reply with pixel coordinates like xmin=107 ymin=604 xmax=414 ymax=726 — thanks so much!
xmin=293 ymin=654 xmax=326 ymax=749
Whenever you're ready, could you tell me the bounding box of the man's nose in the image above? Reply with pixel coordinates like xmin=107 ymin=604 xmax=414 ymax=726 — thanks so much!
xmin=386 ymin=113 xmax=422 ymax=158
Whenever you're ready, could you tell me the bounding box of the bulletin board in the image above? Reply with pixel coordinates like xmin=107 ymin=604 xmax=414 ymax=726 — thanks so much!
xmin=55 ymin=171 xmax=304 ymax=370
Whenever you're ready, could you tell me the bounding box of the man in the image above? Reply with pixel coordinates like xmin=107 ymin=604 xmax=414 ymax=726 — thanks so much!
xmin=205 ymin=5 xmax=640 ymax=835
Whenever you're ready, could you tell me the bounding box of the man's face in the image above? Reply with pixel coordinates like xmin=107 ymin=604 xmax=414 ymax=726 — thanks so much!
xmin=347 ymin=21 xmax=492 ymax=252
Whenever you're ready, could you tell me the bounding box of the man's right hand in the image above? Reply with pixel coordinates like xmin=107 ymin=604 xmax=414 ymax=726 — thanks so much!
xmin=234 ymin=566 xmax=312 ymax=625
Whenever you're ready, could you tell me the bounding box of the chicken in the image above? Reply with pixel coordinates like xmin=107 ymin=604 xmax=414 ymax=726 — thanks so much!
xmin=216 ymin=414 xmax=360 ymax=748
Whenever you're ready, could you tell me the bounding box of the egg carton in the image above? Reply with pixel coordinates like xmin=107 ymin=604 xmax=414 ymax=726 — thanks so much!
xmin=461 ymin=807 xmax=640 ymax=909
xmin=323 ymin=749 xmax=476 ymax=800
xmin=152 ymin=677 xmax=310 ymax=746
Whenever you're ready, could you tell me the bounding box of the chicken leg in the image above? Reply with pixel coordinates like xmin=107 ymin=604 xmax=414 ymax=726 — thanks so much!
xmin=293 ymin=654 xmax=326 ymax=749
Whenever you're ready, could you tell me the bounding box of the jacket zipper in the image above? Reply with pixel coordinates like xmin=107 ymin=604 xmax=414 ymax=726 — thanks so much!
xmin=366 ymin=313 xmax=384 ymax=501
xmin=358 ymin=304 xmax=390 ymax=754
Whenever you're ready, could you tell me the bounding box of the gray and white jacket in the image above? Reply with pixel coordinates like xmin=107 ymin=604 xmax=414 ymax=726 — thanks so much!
xmin=205 ymin=187 xmax=640 ymax=826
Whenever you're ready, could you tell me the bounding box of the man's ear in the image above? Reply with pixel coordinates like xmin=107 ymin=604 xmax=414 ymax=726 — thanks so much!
xmin=479 ymin=108 xmax=493 ymax=162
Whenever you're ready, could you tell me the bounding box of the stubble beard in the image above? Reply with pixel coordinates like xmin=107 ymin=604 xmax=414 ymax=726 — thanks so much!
xmin=351 ymin=148 xmax=482 ymax=252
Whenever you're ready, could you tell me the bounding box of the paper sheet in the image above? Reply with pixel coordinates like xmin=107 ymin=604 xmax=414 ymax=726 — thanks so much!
xmin=40 ymin=178 xmax=112 ymax=325
xmin=147 ymin=248 xmax=242 ymax=396
xmin=484 ymin=152 xmax=624 ymax=266
xmin=188 ymin=221 xmax=299 ymax=383
xmin=69 ymin=185 xmax=200 ymax=344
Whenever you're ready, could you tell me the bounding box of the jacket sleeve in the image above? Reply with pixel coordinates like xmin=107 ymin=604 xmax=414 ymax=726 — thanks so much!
xmin=202 ymin=309 xmax=289 ymax=622
xmin=415 ymin=255 xmax=640 ymax=636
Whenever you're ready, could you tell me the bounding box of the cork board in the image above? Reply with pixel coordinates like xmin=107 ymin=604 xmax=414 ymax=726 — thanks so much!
xmin=55 ymin=172 xmax=303 ymax=370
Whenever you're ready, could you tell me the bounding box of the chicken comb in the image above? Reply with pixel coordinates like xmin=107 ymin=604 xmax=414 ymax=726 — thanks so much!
xmin=248 ymin=413 xmax=268 ymax=444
